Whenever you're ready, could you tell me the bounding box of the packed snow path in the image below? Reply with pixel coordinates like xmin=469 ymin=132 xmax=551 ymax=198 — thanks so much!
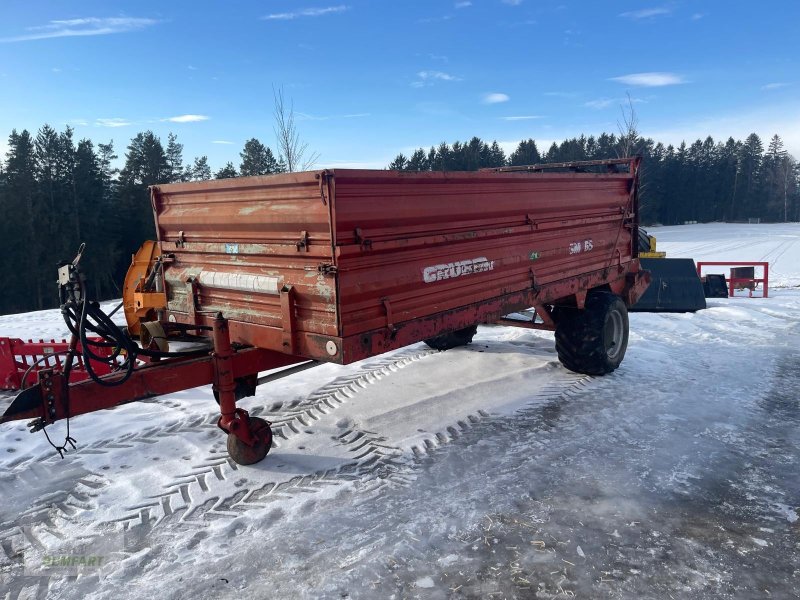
xmin=0 ymin=223 xmax=798 ymax=599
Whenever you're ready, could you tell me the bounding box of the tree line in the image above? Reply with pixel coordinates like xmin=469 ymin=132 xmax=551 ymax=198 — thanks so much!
xmin=0 ymin=127 xmax=290 ymax=314
xmin=389 ymin=132 xmax=799 ymax=226
xmin=0 ymin=124 xmax=797 ymax=315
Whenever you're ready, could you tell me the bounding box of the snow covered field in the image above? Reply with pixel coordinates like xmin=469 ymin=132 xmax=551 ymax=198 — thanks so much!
xmin=1 ymin=223 xmax=798 ymax=599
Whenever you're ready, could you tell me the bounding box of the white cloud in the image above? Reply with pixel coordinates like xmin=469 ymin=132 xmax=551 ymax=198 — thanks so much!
xmin=69 ymin=119 xmax=89 ymax=127
xmin=418 ymin=15 xmax=452 ymax=23
xmin=502 ymin=0 xmax=523 ymax=5
xmin=585 ymin=98 xmax=615 ymax=110
xmin=263 ymin=6 xmax=349 ymax=20
xmin=502 ymin=115 xmax=544 ymax=121
xmin=455 ymin=1 xmax=472 ymax=7
xmin=619 ymin=7 xmax=670 ymax=19
xmin=164 ymin=114 xmax=210 ymax=123
xmin=585 ymin=96 xmax=646 ymax=110
xmin=483 ymin=93 xmax=510 ymax=104
xmin=95 ymin=118 xmax=131 ymax=128
xmin=212 ymin=140 xmax=235 ymax=145
xmin=412 ymin=71 xmax=461 ymax=87
xmin=691 ymin=13 xmax=705 ymax=20
xmin=295 ymin=112 xmax=370 ymax=121
xmin=762 ymin=82 xmax=789 ymax=91
xmin=0 ymin=17 xmax=160 ymax=43
xmin=610 ymin=72 xmax=685 ymax=87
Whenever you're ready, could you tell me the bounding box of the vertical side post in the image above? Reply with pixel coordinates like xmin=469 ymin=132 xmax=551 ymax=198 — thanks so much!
xmin=763 ymin=262 xmax=769 ymax=298
xmin=280 ymin=285 xmax=295 ymax=353
xmin=213 ymin=313 xmax=254 ymax=445
xmin=0 ymin=338 xmax=21 ymax=390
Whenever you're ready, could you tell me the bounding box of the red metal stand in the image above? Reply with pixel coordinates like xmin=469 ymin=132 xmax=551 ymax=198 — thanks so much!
xmin=0 ymin=337 xmax=114 ymax=390
xmin=696 ymin=262 xmax=769 ymax=298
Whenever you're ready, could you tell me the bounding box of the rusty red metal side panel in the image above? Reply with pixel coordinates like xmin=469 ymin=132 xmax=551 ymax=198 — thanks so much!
xmin=151 ymin=173 xmax=337 ymax=337
xmin=152 ymin=161 xmax=641 ymax=366
xmin=329 ymin=168 xmax=637 ymax=337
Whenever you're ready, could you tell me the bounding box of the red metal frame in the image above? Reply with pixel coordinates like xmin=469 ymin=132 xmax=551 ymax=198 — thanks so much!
xmin=696 ymin=262 xmax=769 ymax=298
xmin=0 ymin=337 xmax=114 ymax=391
xmin=0 ymin=317 xmax=302 ymax=437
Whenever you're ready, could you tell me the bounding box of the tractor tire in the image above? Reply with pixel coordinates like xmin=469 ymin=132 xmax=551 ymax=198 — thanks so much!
xmin=424 ymin=324 xmax=478 ymax=351
xmin=554 ymin=292 xmax=629 ymax=376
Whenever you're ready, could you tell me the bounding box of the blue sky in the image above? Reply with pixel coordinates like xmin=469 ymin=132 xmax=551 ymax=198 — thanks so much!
xmin=1 ymin=1 xmax=798 ymax=171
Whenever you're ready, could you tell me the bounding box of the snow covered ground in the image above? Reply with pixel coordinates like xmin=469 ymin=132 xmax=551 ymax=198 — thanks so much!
xmin=1 ymin=223 xmax=799 ymax=599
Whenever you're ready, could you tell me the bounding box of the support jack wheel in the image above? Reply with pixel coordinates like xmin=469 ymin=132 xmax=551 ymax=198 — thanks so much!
xmin=226 ymin=417 xmax=273 ymax=465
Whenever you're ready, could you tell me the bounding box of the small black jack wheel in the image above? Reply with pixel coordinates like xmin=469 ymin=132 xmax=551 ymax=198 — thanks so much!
xmin=226 ymin=417 xmax=273 ymax=465
xmin=424 ymin=324 xmax=478 ymax=351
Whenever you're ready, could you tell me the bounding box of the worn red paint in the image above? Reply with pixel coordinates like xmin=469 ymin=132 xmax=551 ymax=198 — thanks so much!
xmin=0 ymin=337 xmax=114 ymax=390
xmin=152 ymin=158 xmax=647 ymax=364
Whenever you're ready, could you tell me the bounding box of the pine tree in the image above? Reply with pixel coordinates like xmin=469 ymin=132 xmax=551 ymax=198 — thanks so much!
xmin=738 ymin=133 xmax=764 ymax=219
xmin=117 ymin=131 xmax=168 ymax=269
xmin=509 ymin=139 xmax=541 ymax=166
xmin=463 ymin=137 xmax=484 ymax=170
xmin=191 ymin=156 xmax=212 ymax=181
xmin=486 ymin=141 xmax=507 ymax=168
xmin=407 ymin=149 xmax=429 ymax=171
xmin=73 ymin=138 xmax=119 ymax=298
xmin=433 ymin=142 xmax=451 ymax=171
xmin=3 ymin=130 xmax=42 ymax=309
xmin=239 ymin=138 xmax=281 ymax=176
xmin=427 ymin=146 xmax=437 ymax=170
xmin=764 ymin=135 xmax=793 ymax=221
xmin=388 ymin=153 xmax=408 ymax=170
xmin=165 ymin=133 xmax=186 ymax=183
xmin=93 ymin=140 xmax=123 ymax=295
xmin=215 ymin=162 xmax=238 ymax=179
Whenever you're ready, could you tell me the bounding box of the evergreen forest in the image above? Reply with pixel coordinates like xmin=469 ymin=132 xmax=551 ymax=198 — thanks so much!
xmin=0 ymin=125 xmax=796 ymax=314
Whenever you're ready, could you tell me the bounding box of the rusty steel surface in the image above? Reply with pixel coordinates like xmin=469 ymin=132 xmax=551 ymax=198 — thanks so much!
xmin=151 ymin=159 xmax=642 ymax=365
xmin=0 ymin=346 xmax=300 ymax=425
xmin=151 ymin=172 xmax=336 ymax=335
xmin=0 ymin=337 xmax=114 ymax=390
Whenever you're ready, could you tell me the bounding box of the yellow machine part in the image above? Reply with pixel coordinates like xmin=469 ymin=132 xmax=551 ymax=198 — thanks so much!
xmin=639 ymin=233 xmax=667 ymax=259
xmin=123 ymin=240 xmax=167 ymax=337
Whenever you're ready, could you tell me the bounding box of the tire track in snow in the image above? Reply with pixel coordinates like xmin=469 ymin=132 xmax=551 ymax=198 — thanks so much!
xmin=100 ymin=348 xmax=437 ymax=529
xmin=2 ymin=347 xmax=435 ymax=473
xmin=111 ymin=363 xmax=594 ymax=531
xmin=0 ymin=348 xmax=436 ymax=596
xmin=0 ymin=337 xmax=596 ymax=598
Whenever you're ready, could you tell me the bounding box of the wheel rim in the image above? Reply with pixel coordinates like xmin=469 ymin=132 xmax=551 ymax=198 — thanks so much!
xmin=604 ymin=309 xmax=624 ymax=360
xmin=227 ymin=417 xmax=273 ymax=465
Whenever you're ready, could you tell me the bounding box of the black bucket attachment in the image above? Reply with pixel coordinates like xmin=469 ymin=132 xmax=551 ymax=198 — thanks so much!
xmin=702 ymin=274 xmax=729 ymax=298
xmin=631 ymin=258 xmax=707 ymax=313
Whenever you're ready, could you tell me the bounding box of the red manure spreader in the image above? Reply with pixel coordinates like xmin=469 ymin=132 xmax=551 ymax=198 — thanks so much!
xmin=1 ymin=158 xmax=650 ymax=464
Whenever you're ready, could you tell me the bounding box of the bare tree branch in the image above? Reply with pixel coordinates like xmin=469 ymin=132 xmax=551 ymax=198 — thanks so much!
xmin=617 ymin=92 xmax=640 ymax=159
xmin=273 ymin=86 xmax=319 ymax=172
